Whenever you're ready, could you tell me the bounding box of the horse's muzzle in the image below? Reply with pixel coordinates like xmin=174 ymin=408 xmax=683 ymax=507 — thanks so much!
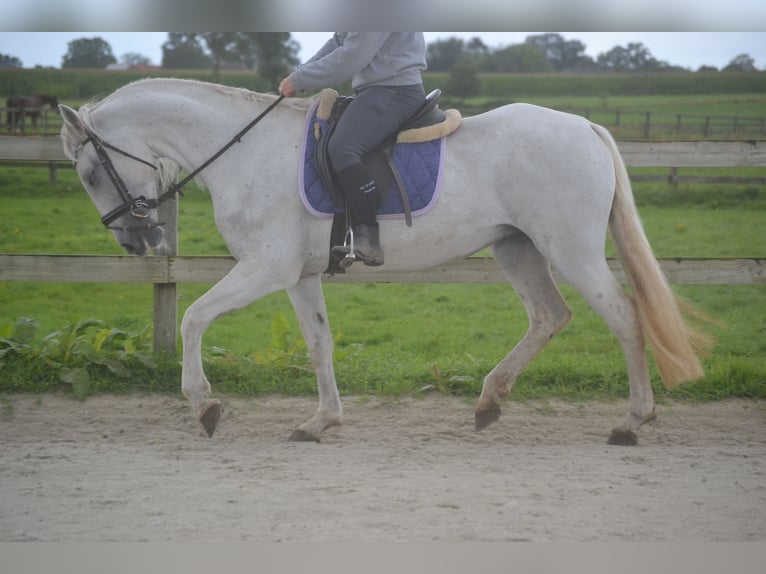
xmin=119 ymin=224 xmax=164 ymax=256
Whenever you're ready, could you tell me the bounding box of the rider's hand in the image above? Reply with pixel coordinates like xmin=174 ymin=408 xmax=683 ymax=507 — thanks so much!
xmin=278 ymin=76 xmax=297 ymax=97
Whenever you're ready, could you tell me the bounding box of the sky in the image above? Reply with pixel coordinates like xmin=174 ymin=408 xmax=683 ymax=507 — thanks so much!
xmin=1 ymin=32 xmax=765 ymax=71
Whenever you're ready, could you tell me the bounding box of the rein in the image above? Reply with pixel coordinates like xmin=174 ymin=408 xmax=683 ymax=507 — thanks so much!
xmin=83 ymin=94 xmax=285 ymax=231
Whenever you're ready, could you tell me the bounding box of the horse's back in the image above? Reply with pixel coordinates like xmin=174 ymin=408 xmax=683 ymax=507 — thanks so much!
xmin=466 ymin=102 xmax=596 ymax=145
xmin=456 ymin=102 xmax=611 ymax=184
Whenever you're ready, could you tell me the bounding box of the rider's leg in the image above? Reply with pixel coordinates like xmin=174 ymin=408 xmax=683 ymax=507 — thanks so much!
xmin=328 ymin=84 xmax=425 ymax=266
xmin=334 ymin=162 xmax=383 ymax=265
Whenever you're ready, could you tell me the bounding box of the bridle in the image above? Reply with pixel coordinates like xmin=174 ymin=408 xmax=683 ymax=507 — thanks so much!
xmin=81 ymin=129 xmax=165 ymax=230
xmin=79 ymin=94 xmax=284 ymax=232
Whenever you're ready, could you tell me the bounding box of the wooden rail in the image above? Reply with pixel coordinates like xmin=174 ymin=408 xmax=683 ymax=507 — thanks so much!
xmin=1 ymin=135 xmax=764 ymax=353
xmin=2 ymin=135 xmax=765 ymax=166
xmin=1 ymin=254 xmax=763 ymax=286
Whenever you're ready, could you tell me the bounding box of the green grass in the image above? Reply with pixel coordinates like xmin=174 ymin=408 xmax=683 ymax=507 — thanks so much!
xmin=1 ymin=150 xmax=765 ymax=401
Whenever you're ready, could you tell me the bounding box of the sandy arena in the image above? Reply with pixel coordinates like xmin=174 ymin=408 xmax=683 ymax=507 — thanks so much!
xmin=1 ymin=394 xmax=764 ymax=542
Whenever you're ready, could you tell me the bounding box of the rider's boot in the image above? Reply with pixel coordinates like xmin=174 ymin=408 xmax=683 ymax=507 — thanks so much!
xmin=332 ymin=163 xmax=384 ymax=267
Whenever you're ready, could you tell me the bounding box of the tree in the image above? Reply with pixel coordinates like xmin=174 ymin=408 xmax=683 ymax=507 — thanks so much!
xmin=162 ymin=34 xmax=211 ymax=69
xmin=486 ymin=44 xmax=553 ymax=73
xmin=199 ymin=32 xmax=242 ymax=79
xmin=426 ymin=37 xmax=466 ymax=72
xmin=724 ymin=53 xmax=757 ymax=72
xmin=0 ymin=53 xmax=23 ymax=68
xmin=61 ymin=37 xmax=116 ymax=68
xmin=525 ymin=33 xmax=586 ymax=71
xmin=465 ymin=37 xmax=489 ymax=57
xmin=239 ymin=33 xmax=300 ymax=88
xmin=460 ymin=36 xmax=491 ymax=71
xmin=120 ymin=52 xmax=152 ymax=67
xmin=596 ymin=42 xmax=665 ymax=72
xmin=569 ymin=55 xmax=599 ymax=72
xmin=161 ymin=33 xmax=299 ymax=83
xmin=446 ymin=58 xmax=480 ymax=100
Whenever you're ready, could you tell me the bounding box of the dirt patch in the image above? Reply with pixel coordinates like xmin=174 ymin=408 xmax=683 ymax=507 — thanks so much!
xmin=1 ymin=394 xmax=764 ymax=541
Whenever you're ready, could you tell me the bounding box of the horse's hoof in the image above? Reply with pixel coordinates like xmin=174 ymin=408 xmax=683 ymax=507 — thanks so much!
xmin=198 ymin=400 xmax=223 ymax=438
xmin=607 ymin=428 xmax=638 ymax=446
xmin=475 ymin=404 xmax=502 ymax=431
xmin=289 ymin=429 xmax=321 ymax=443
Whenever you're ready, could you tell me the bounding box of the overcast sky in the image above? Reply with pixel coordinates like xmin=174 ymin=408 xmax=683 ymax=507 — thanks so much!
xmin=1 ymin=31 xmax=764 ymax=71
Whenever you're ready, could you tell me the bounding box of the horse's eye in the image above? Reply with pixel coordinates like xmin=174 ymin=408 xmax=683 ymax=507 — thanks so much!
xmin=88 ymin=169 xmax=97 ymax=186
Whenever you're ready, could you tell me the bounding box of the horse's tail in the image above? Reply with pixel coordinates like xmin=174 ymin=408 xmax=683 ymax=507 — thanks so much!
xmin=591 ymin=122 xmax=712 ymax=387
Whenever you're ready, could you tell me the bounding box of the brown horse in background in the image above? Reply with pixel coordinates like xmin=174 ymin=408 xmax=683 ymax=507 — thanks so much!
xmin=5 ymin=94 xmax=59 ymax=131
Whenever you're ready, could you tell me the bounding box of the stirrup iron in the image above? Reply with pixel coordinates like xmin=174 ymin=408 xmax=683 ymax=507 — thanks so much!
xmin=338 ymin=226 xmax=356 ymax=268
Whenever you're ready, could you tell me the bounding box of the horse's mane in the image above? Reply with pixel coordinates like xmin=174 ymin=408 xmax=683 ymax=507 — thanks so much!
xmin=81 ymin=78 xmax=316 ymax=115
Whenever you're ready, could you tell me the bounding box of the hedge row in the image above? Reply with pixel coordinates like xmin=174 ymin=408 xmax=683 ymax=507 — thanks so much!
xmin=2 ymin=68 xmax=765 ymax=101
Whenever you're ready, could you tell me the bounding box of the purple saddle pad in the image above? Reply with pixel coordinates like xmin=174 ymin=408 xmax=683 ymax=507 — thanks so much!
xmin=299 ymin=100 xmax=446 ymax=220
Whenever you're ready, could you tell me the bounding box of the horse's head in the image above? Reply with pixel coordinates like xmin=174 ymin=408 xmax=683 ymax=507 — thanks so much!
xmin=44 ymin=95 xmax=60 ymax=111
xmin=59 ymin=104 xmax=175 ymax=256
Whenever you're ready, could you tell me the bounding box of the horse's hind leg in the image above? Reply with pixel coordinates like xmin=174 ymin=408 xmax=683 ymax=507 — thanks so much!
xmin=285 ymin=274 xmax=342 ymax=442
xmin=551 ymin=255 xmax=656 ymax=445
xmin=476 ymin=234 xmax=572 ymax=430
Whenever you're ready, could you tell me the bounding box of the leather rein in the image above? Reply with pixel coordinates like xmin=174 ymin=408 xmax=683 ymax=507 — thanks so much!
xmin=80 ymin=94 xmax=285 ymax=232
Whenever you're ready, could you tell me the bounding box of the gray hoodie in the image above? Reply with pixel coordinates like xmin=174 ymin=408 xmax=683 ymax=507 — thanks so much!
xmin=290 ymin=32 xmax=426 ymax=92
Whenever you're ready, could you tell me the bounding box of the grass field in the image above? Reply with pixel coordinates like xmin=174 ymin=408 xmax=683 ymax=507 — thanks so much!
xmin=1 ymin=100 xmax=765 ymax=400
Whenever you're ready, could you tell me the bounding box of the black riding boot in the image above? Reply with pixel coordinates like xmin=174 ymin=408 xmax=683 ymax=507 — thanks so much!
xmin=333 ymin=163 xmax=384 ymax=266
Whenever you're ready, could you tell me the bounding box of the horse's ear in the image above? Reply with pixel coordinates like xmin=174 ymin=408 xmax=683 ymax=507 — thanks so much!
xmin=59 ymin=105 xmax=85 ymax=137
xmin=59 ymin=105 xmax=87 ymax=160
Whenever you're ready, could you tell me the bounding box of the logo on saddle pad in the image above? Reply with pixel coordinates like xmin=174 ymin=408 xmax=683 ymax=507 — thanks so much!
xmin=299 ymin=89 xmax=461 ymax=222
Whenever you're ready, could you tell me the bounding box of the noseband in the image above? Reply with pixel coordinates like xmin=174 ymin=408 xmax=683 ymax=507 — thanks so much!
xmin=81 ymin=130 xmax=167 ymax=231
xmin=79 ymin=94 xmax=284 ymax=232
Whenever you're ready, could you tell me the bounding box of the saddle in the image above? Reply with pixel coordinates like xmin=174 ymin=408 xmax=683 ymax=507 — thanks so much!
xmin=312 ymin=88 xmax=460 ymax=228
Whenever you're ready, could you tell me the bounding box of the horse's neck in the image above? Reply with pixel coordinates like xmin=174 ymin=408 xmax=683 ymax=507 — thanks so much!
xmin=98 ymin=83 xmax=245 ymax=166
xmin=94 ymin=80 xmax=303 ymax=190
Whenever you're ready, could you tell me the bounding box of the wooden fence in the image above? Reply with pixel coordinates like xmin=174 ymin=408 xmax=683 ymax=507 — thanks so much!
xmin=446 ymin=103 xmax=766 ymax=140
xmin=1 ymin=135 xmax=764 ymax=354
xmin=2 ymin=107 xmax=59 ymax=133
xmin=559 ymin=107 xmax=766 ymax=140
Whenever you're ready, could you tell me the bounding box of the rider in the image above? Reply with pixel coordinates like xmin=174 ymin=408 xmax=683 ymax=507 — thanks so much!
xmin=279 ymin=33 xmax=427 ymax=266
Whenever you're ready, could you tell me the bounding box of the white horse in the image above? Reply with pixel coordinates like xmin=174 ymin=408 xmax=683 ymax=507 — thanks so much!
xmin=59 ymin=78 xmax=707 ymax=445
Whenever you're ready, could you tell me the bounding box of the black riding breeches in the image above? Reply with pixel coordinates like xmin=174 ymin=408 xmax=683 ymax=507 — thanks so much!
xmin=327 ymin=83 xmax=426 ymax=172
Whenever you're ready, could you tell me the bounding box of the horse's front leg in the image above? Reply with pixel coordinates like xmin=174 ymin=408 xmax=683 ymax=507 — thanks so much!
xmin=285 ymin=274 xmax=342 ymax=442
xmin=180 ymin=260 xmax=295 ymax=437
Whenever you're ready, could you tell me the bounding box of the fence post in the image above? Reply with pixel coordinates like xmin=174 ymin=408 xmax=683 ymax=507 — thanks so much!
xmin=48 ymin=161 xmax=57 ymax=184
xmin=668 ymin=167 xmax=678 ymax=189
xmin=153 ymin=196 xmax=178 ymax=356
xmin=643 ymin=112 xmax=651 ymax=139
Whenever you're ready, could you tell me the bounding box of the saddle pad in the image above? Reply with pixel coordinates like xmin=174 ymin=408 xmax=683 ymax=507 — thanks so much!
xmin=299 ymin=100 xmax=446 ymax=219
